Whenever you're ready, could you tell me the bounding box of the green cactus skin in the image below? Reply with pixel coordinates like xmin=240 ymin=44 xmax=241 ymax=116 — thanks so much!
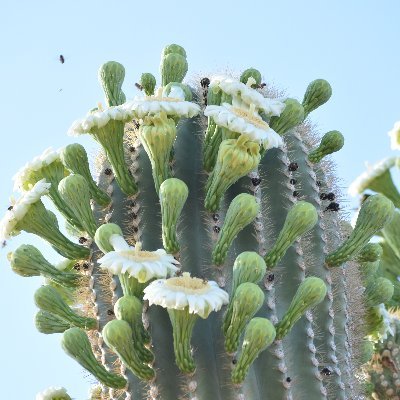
xmin=203 ymin=126 xmax=223 ymax=172
xmin=102 ymin=320 xmax=155 ymax=380
xmin=302 ymin=79 xmax=332 ymax=117
xmin=159 ymin=178 xmax=188 ymax=253
xmin=9 ymin=244 xmax=80 ymax=287
xmin=62 ymin=328 xmax=127 ymax=389
xmin=364 ymin=277 xmax=394 ymax=307
xmin=264 ymin=201 xmax=318 ymax=268
xmin=5 ymin=46 xmax=374 ymax=400
xmin=35 ymin=310 xmax=71 ymax=334
xmin=60 ymin=143 xmax=111 ymax=206
xmin=326 ymin=194 xmax=395 ymax=267
xmin=98 ymin=61 xmax=126 ymax=107
xmin=308 ymin=130 xmax=345 ymax=164
xmin=269 ymin=98 xmax=305 ymax=136
xmin=58 ymin=174 xmax=98 ymax=238
xmin=34 ymin=285 xmax=97 ymax=330
xmin=139 ymin=72 xmax=156 ymax=96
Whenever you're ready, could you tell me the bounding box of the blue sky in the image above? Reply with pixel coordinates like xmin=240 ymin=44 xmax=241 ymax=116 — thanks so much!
xmin=1 ymin=1 xmax=400 ymax=398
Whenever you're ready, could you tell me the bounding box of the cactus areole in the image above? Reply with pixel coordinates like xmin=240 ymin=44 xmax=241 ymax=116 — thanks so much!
xmin=2 ymin=44 xmax=384 ymax=399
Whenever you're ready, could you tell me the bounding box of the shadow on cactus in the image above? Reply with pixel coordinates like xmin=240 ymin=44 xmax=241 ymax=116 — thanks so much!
xmin=2 ymin=44 xmax=393 ymax=400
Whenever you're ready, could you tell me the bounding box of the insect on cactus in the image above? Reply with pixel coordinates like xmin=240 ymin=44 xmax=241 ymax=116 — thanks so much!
xmin=2 ymin=44 xmax=395 ymax=400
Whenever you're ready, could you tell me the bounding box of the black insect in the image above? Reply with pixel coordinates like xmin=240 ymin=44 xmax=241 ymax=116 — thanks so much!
xmin=326 ymin=192 xmax=335 ymax=201
xmin=288 ymin=162 xmax=298 ymax=172
xmin=325 ymin=202 xmax=340 ymax=212
xmin=232 ymin=358 xmax=237 ymax=365
xmin=1 ymin=240 xmax=6 ymax=248
xmin=107 ymin=309 xmax=114 ymax=316
xmin=251 ymin=177 xmax=262 ymax=186
xmin=290 ymin=178 xmax=297 ymax=185
xmin=135 ymin=83 xmax=143 ymax=91
xmin=59 ymin=55 xmax=65 ymax=64
xmin=175 ymin=270 xmax=183 ymax=277
xmin=259 ymin=83 xmax=267 ymax=89
xmin=212 ymin=214 xmax=219 ymax=222
xmin=200 ymin=77 xmax=210 ymax=88
xmin=79 ymin=237 xmax=87 ymax=244
xmin=7 ymin=206 xmax=13 ymax=211
xmin=213 ymin=226 xmax=221 ymax=234
xmin=266 ymin=274 xmax=274 ymax=282
xmin=321 ymin=367 xmax=332 ymax=376
xmin=286 ymin=377 xmax=292 ymax=383
xmin=104 ymin=168 xmax=112 ymax=176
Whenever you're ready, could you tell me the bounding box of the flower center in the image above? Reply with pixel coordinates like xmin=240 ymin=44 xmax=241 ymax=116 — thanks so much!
xmin=231 ymin=105 xmax=269 ymax=130
xmin=119 ymin=242 xmax=160 ymax=262
xmin=166 ymin=272 xmax=210 ymax=293
xmin=146 ymin=87 xmax=181 ymax=102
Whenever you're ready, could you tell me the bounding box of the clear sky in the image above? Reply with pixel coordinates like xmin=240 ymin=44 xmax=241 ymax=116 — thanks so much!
xmin=1 ymin=0 xmax=400 ymax=398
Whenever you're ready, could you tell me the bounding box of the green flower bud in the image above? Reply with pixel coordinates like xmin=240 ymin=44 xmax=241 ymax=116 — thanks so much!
xmin=232 ymin=251 xmax=267 ymax=294
xmin=364 ymin=277 xmax=394 ymax=307
xmin=326 ymin=194 xmax=395 ymax=267
xmin=308 ymin=130 xmax=344 ymax=163
xmin=114 ymin=295 xmax=153 ymax=362
xmin=205 ymin=135 xmax=261 ymax=212
xmin=269 ymin=98 xmax=305 ymax=135
xmin=231 ymin=318 xmax=276 ymax=384
xmin=34 ymin=285 xmax=97 ymax=330
xmin=207 ymin=85 xmax=222 ymax=106
xmin=264 ymin=201 xmax=318 ymax=268
xmin=58 ymin=174 xmax=98 ymax=238
xmin=359 ymin=260 xmax=380 ymax=285
xmin=139 ymin=112 xmax=176 ymax=193
xmin=212 ymin=193 xmax=260 ymax=265
xmin=240 ymin=68 xmax=262 ymax=87
xmin=356 ymin=243 xmax=383 ymax=263
xmin=35 ymin=310 xmax=70 ymax=334
xmin=62 ymin=327 xmax=127 ymax=389
xmin=98 ymin=61 xmax=126 ymax=107
xmin=103 ymin=320 xmax=155 ymax=381
xmin=302 ymin=79 xmax=332 ymax=117
xmin=159 ymin=178 xmax=188 ymax=253
xmin=140 ymin=72 xmax=156 ymax=96
xmin=94 ymin=223 xmax=123 ymax=254
xmin=163 ymin=82 xmax=192 ymax=101
xmin=275 ymin=277 xmax=327 ymax=339
xmin=203 ymin=126 xmax=223 ymax=172
xmin=223 ymin=282 xmax=264 ymax=353
xmin=60 ymin=143 xmax=111 ymax=206
xmin=161 ymin=52 xmax=188 ymax=86
xmin=9 ymin=244 xmax=79 ymax=287
xmin=365 ymin=306 xmax=384 ymax=338
xmin=382 ymin=211 xmax=400 ymax=259
xmin=162 ymin=43 xmax=187 ymax=58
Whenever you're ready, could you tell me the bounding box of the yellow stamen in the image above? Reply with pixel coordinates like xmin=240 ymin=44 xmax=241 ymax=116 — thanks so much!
xmin=231 ymin=106 xmax=269 ymax=130
xmin=166 ymin=272 xmax=210 ymax=294
xmin=119 ymin=242 xmax=160 ymax=262
xmin=97 ymin=102 xmax=104 ymax=111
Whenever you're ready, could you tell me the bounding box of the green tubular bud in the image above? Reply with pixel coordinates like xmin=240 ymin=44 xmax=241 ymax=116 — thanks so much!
xmin=308 ymin=130 xmax=344 ymax=163
xmin=62 ymin=327 xmax=127 ymax=389
xmin=275 ymin=277 xmax=327 ymax=340
xmin=382 ymin=211 xmax=400 ymax=259
xmin=232 ymin=251 xmax=267 ymax=294
xmin=60 ymin=144 xmax=111 ymax=206
xmin=162 ymin=43 xmax=187 ymax=58
xmin=302 ymin=79 xmax=332 ymax=117
xmin=159 ymin=178 xmax=188 ymax=253
xmin=102 ymin=320 xmax=155 ymax=381
xmin=140 ymin=72 xmax=156 ymax=96
xmin=34 ymin=285 xmax=97 ymax=330
xmin=264 ymin=201 xmax=318 ymax=269
xmin=205 ymin=135 xmax=261 ymax=212
xmin=231 ymin=318 xmax=276 ymax=384
xmin=15 ymin=200 xmax=89 ymax=260
xmin=114 ymin=295 xmax=153 ymax=361
xmin=163 ymin=82 xmax=192 ymax=101
xmin=58 ymin=174 xmax=98 ymax=238
xmin=168 ymin=308 xmax=198 ymax=374
xmin=35 ymin=310 xmax=71 ymax=334
xmin=359 ymin=260 xmax=380 ymax=285
xmin=98 ymin=61 xmax=126 ymax=107
xmin=161 ymin=52 xmax=188 ymax=86
xmin=9 ymin=244 xmax=79 ymax=287
xmin=356 ymin=243 xmax=383 ymax=263
xmin=207 ymin=84 xmax=222 ymax=106
xmin=223 ymin=283 xmax=264 ymax=353
xmin=326 ymin=194 xmax=395 ymax=267
xmin=269 ymin=98 xmax=305 ymax=136
xmin=212 ymin=193 xmax=260 ymax=265
xmin=139 ymin=112 xmax=176 ymax=193
xmin=203 ymin=126 xmax=223 ymax=172
xmin=94 ymin=223 xmax=123 ymax=253
xmin=118 ymin=272 xmax=147 ymax=298
xmin=364 ymin=277 xmax=394 ymax=307
xmin=240 ymin=68 xmax=262 ymax=87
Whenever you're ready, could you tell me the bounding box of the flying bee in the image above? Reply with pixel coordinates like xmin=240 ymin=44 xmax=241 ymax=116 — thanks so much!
xmin=135 ymin=83 xmax=143 ymax=91
xmin=1 ymin=240 xmax=6 ymax=248
xmin=59 ymin=55 xmax=65 ymax=64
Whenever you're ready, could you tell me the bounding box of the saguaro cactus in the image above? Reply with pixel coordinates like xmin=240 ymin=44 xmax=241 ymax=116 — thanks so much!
xmin=2 ymin=45 xmax=391 ymax=400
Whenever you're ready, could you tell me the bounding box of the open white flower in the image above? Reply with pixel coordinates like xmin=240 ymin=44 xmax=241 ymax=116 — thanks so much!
xmin=68 ymin=105 xmax=134 ymax=136
xmin=348 ymin=157 xmax=399 ymax=196
xmin=98 ymin=234 xmax=179 ymax=282
xmin=204 ymin=103 xmax=283 ymax=149
xmin=0 ymin=179 xmax=50 ymax=240
xmin=388 ymin=121 xmax=400 ymax=150
xmin=36 ymin=386 xmax=70 ymax=400
xmin=13 ymin=147 xmax=60 ymax=192
xmin=144 ymin=272 xmax=229 ymax=318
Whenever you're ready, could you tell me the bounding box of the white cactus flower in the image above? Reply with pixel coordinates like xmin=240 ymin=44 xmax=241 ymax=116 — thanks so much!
xmin=98 ymin=234 xmax=179 ymax=283
xmin=143 ymin=272 xmax=229 ymax=318
xmin=0 ymin=179 xmax=50 ymax=240
xmin=35 ymin=386 xmax=70 ymax=400
xmin=204 ymin=103 xmax=283 ymax=149
xmin=13 ymin=147 xmax=61 ymax=192
xmin=348 ymin=157 xmax=399 ymax=197
xmin=388 ymin=121 xmax=400 ymax=150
